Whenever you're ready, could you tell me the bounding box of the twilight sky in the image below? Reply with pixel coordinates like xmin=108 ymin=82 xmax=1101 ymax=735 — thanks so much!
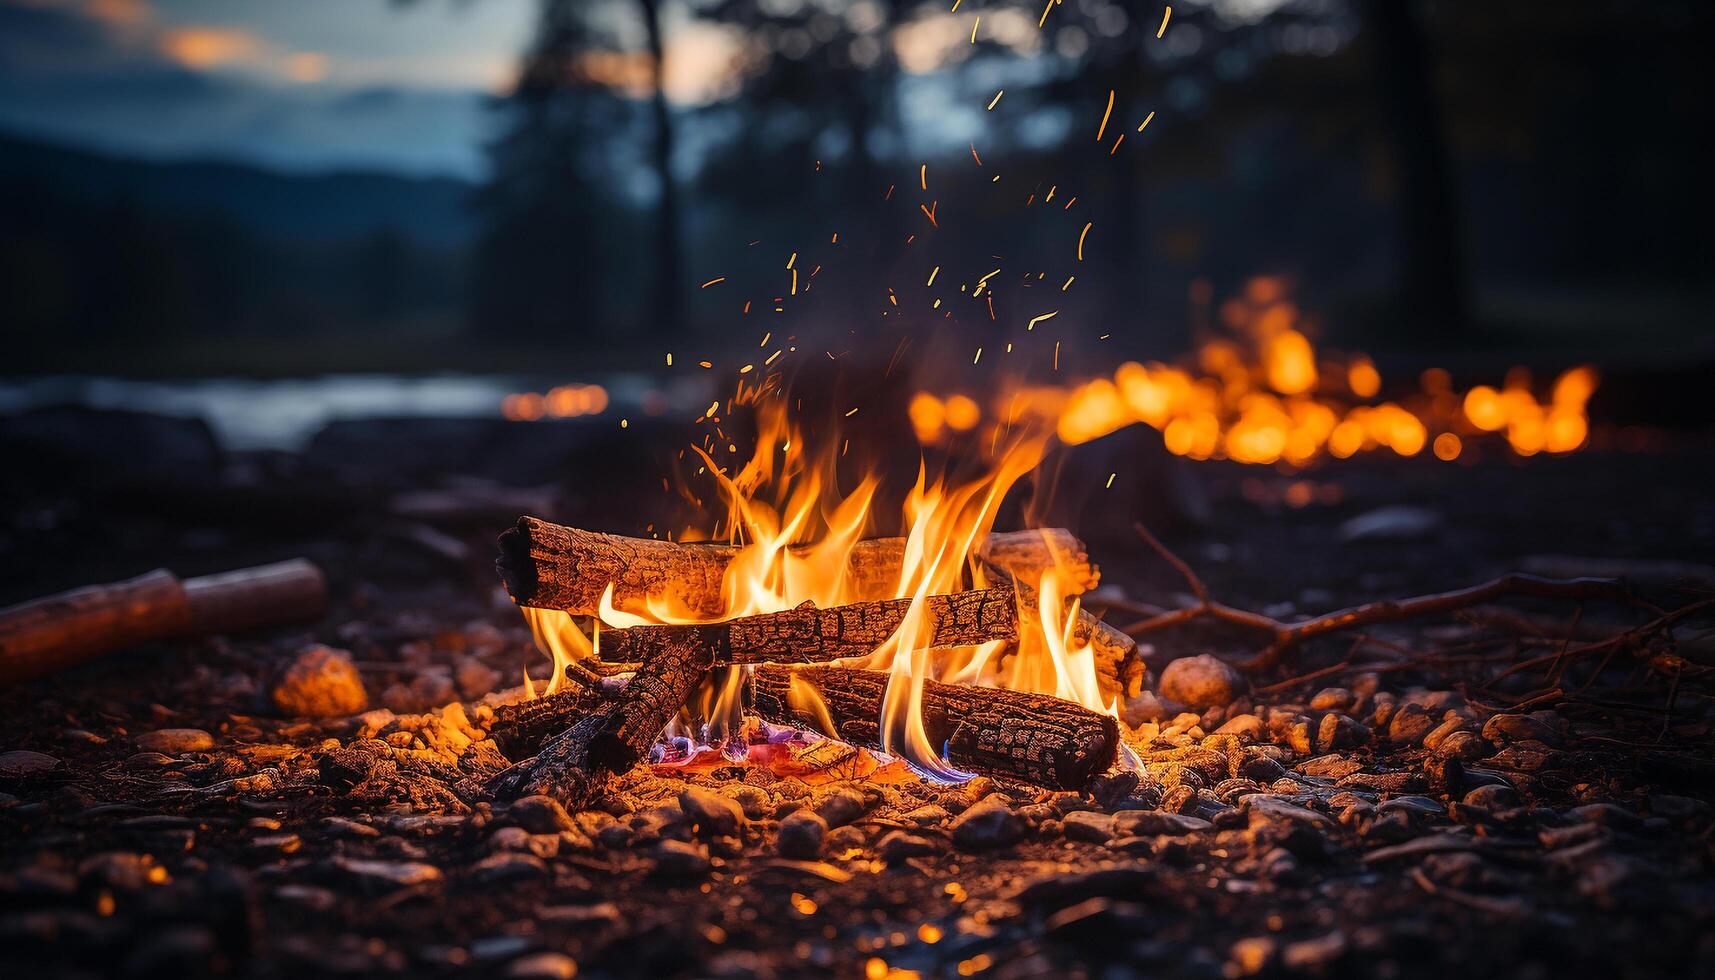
xmin=0 ymin=0 xmax=537 ymax=177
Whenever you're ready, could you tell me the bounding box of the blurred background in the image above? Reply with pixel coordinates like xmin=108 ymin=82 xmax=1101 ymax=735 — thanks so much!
xmin=1 ymin=0 xmax=1712 ymax=607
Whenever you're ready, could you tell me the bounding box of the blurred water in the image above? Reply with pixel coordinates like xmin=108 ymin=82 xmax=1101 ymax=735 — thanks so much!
xmin=0 ymin=374 xmax=674 ymax=451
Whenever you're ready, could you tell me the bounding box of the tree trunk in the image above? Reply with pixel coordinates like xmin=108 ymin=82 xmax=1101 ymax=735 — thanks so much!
xmin=639 ymin=0 xmax=683 ymax=334
xmin=1358 ymin=0 xmax=1470 ymax=334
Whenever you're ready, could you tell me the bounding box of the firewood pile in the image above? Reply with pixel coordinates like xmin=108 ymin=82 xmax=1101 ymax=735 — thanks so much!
xmin=2 ymin=452 xmax=1714 ymax=980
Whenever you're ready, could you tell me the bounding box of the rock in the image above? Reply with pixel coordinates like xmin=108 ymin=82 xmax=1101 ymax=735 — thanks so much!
xmin=1461 ymin=784 xmax=1518 ymax=809
xmin=510 ymin=795 xmax=577 ymax=834
xmin=679 ymin=787 xmax=745 ymax=837
xmin=1158 ymin=655 xmax=1247 ymax=710
xmin=1114 ymin=810 xmax=1214 ymax=836
xmin=652 ymin=839 xmax=710 ymax=878
xmin=1482 ymin=713 xmax=1561 ymax=746
xmin=468 ymin=853 xmax=547 ymax=883
xmin=876 ymin=830 xmax=942 ymax=863
xmin=1229 ymin=937 xmax=1277 ymax=976
xmin=1240 ymin=756 xmax=1288 ymax=783
xmin=1434 ymin=731 xmax=1489 ymax=761
xmin=0 ymin=750 xmax=61 ymax=780
xmin=950 ymin=798 xmax=1026 ymax=851
xmin=1387 ymin=704 xmax=1435 ymax=745
xmin=1297 ymin=754 xmax=1361 ymax=780
xmin=1308 ymin=688 xmax=1352 ymax=711
xmin=382 ymin=673 xmax=458 ymax=714
xmin=1339 ymin=505 xmax=1441 ymax=542
xmin=508 ymin=952 xmax=579 ymax=979
xmin=322 ymin=816 xmax=380 ymax=838
xmin=1570 ymin=803 xmax=1644 ymax=830
xmin=1281 ymin=930 xmax=1348 ymax=970
xmin=135 ymin=729 xmax=215 ymax=755
xmin=272 ymin=645 xmax=368 ymax=718
xmin=1244 ymin=796 xmax=1336 ymax=832
xmin=901 ymin=805 xmax=950 ymax=827
xmin=1061 ymin=811 xmax=1118 ymax=843
xmin=777 ymin=810 xmax=828 ymax=859
xmin=333 ymin=858 xmax=441 ymax=889
xmin=812 ymin=787 xmax=869 ymax=828
xmin=1215 ymin=714 xmax=1265 ymax=740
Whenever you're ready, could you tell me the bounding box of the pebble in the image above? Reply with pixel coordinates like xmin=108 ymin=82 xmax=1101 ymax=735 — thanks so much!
xmin=876 ymin=830 xmax=942 ymax=863
xmin=334 ymin=857 xmax=442 ymax=889
xmin=272 ymin=645 xmax=368 ymax=718
xmin=135 ymin=728 xmax=215 ymax=754
xmin=950 ymin=797 xmax=1026 ymax=851
xmin=679 ymin=787 xmax=745 ymax=837
xmin=322 ymin=816 xmax=380 ymax=838
xmin=468 ymin=853 xmax=547 ymax=883
xmin=1482 ymin=713 xmax=1561 ymax=746
xmin=812 ymin=787 xmax=869 ymax=828
xmin=652 ymin=839 xmax=710 ymax=878
xmin=507 ymin=952 xmax=579 ymax=979
xmin=1062 ymin=811 xmax=1118 ymax=842
xmin=1387 ymin=704 xmax=1435 ymax=745
xmin=776 ymin=810 xmax=828 ymax=859
xmin=1114 ymin=810 xmax=1214 ymax=836
xmin=1461 ymin=784 xmax=1519 ymax=810
xmin=1158 ymin=654 xmax=1247 ymax=710
xmin=510 ymin=796 xmax=577 ymax=834
xmin=901 ymin=804 xmax=950 ymax=827
xmin=0 ymin=749 xmax=61 ymax=779
xmin=1244 ymin=796 xmax=1336 ymax=832
xmin=1281 ymin=930 xmax=1348 ymax=970
xmin=1215 ymin=714 xmax=1265 ymax=740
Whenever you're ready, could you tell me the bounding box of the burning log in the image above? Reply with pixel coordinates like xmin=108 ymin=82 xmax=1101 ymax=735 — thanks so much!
xmin=984 ymin=565 xmax=1145 ymax=703
xmin=485 ymin=634 xmax=714 ymax=805
xmin=0 ymin=560 xmax=327 ymax=686
xmin=750 ymin=664 xmax=1119 ymax=792
xmin=597 ymin=587 xmax=1018 ymax=665
xmin=495 ymin=516 xmax=1096 ymax=617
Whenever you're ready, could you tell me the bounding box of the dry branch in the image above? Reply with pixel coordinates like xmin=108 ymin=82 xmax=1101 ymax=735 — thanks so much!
xmin=597 ymin=587 xmax=1018 ymax=665
xmin=1126 ymin=522 xmax=1642 ymax=672
xmin=496 ymin=516 xmax=1096 ymax=616
xmin=0 ymin=560 xmax=327 ymax=685
xmin=750 ymin=664 xmax=1119 ymax=791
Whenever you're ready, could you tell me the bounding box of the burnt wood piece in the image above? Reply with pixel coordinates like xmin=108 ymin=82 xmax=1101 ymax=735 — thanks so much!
xmin=0 ymin=560 xmax=327 ymax=686
xmin=485 ymin=634 xmax=714 ymax=806
xmin=597 ymin=588 xmax=1018 ymax=665
xmin=496 ymin=517 xmax=1096 ymax=616
xmin=486 ymin=688 xmax=606 ymax=758
xmin=986 ymin=566 xmax=1145 ymax=704
xmin=749 ymin=664 xmax=1119 ymax=792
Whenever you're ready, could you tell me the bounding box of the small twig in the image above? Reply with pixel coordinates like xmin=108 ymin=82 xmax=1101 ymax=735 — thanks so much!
xmin=1127 ymin=522 xmax=1650 ymax=674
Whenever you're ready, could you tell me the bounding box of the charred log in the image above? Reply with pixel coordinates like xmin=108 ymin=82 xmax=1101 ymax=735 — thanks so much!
xmin=749 ymin=664 xmax=1119 ymax=792
xmin=597 ymin=587 xmax=1018 ymax=665
xmin=496 ymin=516 xmax=1096 ymax=616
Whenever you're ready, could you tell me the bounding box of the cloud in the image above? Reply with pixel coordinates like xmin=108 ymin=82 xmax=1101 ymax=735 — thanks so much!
xmin=0 ymin=0 xmax=495 ymax=176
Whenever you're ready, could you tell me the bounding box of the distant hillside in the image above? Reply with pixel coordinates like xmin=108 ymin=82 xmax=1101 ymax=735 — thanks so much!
xmin=0 ymin=131 xmax=477 ymax=247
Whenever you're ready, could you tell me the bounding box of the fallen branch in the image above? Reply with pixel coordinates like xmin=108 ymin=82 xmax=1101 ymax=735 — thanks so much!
xmin=597 ymin=587 xmax=1017 ymax=665
xmin=749 ymin=664 xmax=1119 ymax=792
xmin=0 ymin=560 xmax=327 ymax=685
xmin=496 ymin=517 xmax=1096 ymax=617
xmin=1126 ymin=523 xmax=1640 ymax=673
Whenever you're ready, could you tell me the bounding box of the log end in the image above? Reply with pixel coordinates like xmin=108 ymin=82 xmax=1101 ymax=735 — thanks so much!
xmin=495 ymin=520 xmax=538 ymax=604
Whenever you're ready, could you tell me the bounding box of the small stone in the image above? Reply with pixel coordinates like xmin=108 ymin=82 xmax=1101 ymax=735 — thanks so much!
xmin=510 ymin=796 xmax=577 ymax=834
xmin=1061 ymin=811 xmax=1118 ymax=842
xmin=272 ymin=645 xmax=368 ymax=718
xmin=1387 ymin=704 xmax=1435 ymax=745
xmin=652 ymin=839 xmax=710 ymax=878
xmin=776 ymin=810 xmax=828 ymax=859
xmin=322 ymin=816 xmax=380 ymax=838
xmin=679 ymin=787 xmax=745 ymax=837
xmin=0 ymin=750 xmax=61 ymax=779
xmin=812 ymin=787 xmax=869 ymax=828
xmin=468 ymin=853 xmax=547 ymax=883
xmin=1113 ymin=810 xmax=1213 ymax=836
xmin=1461 ymin=784 xmax=1518 ymax=810
xmin=334 ymin=858 xmax=442 ymax=889
xmin=876 ymin=830 xmax=942 ymax=863
xmin=1215 ymin=714 xmax=1265 ymax=740
xmin=1435 ymin=731 xmax=1489 ymax=761
xmin=1308 ymin=688 xmax=1352 ymax=712
xmin=1281 ymin=930 xmax=1348 ymax=970
xmin=1229 ymin=937 xmax=1277 ymax=976
xmin=1245 ymin=796 xmax=1336 ymax=832
xmin=1482 ymin=713 xmax=1561 ymax=746
xmin=135 ymin=729 xmax=215 ymax=755
xmin=901 ymin=805 xmax=950 ymax=827
xmin=1158 ymin=655 xmax=1247 ymax=710
xmin=249 ymin=833 xmax=302 ymax=855
xmin=1240 ymin=756 xmax=1288 ymax=783
xmin=507 ymin=952 xmax=579 ymax=979
xmin=950 ymin=797 xmax=1026 ymax=851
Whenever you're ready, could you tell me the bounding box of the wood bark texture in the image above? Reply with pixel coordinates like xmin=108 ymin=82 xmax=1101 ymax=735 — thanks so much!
xmin=750 ymin=664 xmax=1118 ymax=791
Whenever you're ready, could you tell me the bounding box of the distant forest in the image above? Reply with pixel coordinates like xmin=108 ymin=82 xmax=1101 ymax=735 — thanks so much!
xmin=3 ymin=0 xmax=1711 ymax=375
